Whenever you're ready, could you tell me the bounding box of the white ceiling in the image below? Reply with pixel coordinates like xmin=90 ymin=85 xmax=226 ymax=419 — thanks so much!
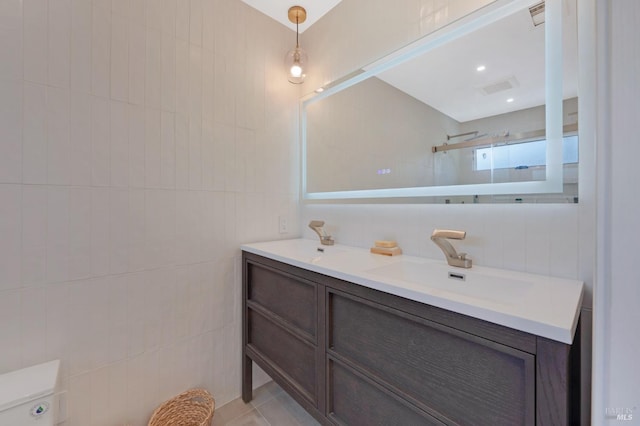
xmin=376 ymin=4 xmax=579 ymax=123
xmin=240 ymin=0 xmax=342 ymax=33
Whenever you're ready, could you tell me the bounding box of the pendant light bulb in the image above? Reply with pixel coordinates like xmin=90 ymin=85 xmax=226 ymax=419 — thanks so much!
xmin=291 ymin=63 xmax=303 ymax=78
xmin=285 ymin=6 xmax=308 ymax=84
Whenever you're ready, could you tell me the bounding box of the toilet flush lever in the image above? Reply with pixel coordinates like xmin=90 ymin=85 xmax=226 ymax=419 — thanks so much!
xmin=308 ymin=220 xmax=334 ymax=245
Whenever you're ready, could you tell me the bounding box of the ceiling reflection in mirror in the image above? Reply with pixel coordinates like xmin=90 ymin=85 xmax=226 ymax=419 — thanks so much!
xmin=302 ymin=0 xmax=578 ymax=203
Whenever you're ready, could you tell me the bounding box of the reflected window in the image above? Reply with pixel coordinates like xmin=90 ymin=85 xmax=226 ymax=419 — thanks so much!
xmin=475 ymin=135 xmax=578 ymax=171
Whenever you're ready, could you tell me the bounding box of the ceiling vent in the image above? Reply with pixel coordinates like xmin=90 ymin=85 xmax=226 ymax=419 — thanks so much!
xmin=529 ymin=1 xmax=545 ymax=26
xmin=479 ymin=77 xmax=519 ymax=96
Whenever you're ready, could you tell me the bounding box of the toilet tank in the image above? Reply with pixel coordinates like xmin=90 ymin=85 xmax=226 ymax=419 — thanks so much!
xmin=0 ymin=360 xmax=60 ymax=426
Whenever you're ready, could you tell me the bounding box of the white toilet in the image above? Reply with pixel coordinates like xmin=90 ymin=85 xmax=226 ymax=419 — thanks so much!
xmin=0 ymin=360 xmax=60 ymax=425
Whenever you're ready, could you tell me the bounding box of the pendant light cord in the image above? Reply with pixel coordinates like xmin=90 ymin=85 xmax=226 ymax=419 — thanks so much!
xmin=296 ymin=15 xmax=300 ymax=48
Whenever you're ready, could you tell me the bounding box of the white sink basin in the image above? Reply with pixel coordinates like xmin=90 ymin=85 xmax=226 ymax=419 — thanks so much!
xmin=365 ymin=260 xmax=533 ymax=305
xmin=260 ymin=239 xmax=347 ymax=263
xmin=306 ymin=246 xmax=347 ymax=263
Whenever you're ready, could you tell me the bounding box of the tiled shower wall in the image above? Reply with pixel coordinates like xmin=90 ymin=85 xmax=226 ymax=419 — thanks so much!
xmin=0 ymin=0 xmax=299 ymax=424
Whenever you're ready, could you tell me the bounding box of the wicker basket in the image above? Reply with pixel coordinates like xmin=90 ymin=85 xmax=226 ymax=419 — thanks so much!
xmin=148 ymin=389 xmax=215 ymax=426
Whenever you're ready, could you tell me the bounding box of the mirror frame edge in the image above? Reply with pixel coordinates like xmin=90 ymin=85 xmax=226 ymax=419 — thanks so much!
xmin=300 ymin=0 xmax=566 ymax=201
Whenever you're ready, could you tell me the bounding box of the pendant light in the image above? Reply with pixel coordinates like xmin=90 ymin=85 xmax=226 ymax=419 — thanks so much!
xmin=285 ymin=6 xmax=308 ymax=84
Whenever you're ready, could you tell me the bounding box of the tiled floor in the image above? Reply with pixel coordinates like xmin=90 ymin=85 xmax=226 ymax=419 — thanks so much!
xmin=212 ymin=381 xmax=321 ymax=426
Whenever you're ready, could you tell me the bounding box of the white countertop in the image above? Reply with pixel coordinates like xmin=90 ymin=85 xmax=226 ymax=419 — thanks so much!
xmin=241 ymin=238 xmax=584 ymax=344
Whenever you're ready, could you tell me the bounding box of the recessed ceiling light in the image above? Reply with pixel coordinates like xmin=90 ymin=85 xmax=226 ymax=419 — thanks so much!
xmin=476 ymin=65 xmax=486 ymax=72
xmin=506 ymin=98 xmax=514 ymax=103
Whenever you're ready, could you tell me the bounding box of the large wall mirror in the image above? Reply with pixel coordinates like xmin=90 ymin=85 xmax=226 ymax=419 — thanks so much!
xmin=302 ymin=0 xmax=578 ymax=203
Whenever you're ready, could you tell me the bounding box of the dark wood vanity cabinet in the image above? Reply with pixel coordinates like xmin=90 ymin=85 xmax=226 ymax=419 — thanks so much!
xmin=242 ymin=252 xmax=580 ymax=426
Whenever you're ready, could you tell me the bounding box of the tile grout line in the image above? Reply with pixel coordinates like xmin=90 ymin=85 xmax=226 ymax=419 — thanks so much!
xmin=253 ymin=403 xmax=273 ymax=426
xmin=215 ymin=384 xmax=280 ymax=426
xmin=253 ymin=391 xmax=308 ymax=426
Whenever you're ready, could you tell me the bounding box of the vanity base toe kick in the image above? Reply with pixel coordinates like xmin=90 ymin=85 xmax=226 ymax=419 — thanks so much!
xmin=242 ymin=252 xmax=581 ymax=426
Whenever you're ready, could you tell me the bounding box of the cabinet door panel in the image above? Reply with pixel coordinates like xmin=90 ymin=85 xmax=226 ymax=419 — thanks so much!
xmin=328 ymin=290 xmax=535 ymax=426
xmin=247 ymin=261 xmax=317 ymax=339
xmin=248 ymin=309 xmax=317 ymax=403
xmin=328 ymin=359 xmax=445 ymax=426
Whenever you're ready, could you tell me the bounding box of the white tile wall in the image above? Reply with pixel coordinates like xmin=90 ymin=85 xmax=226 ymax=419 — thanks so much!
xmin=0 ymin=0 xmax=23 ymax=82
xmin=24 ymin=0 xmax=48 ymax=85
xmin=69 ymin=92 xmax=93 ymax=185
xmin=22 ymin=185 xmax=48 ymax=286
xmin=110 ymin=14 xmax=129 ymax=102
xmin=70 ymin=0 xmax=92 ymax=93
xmin=49 ymin=0 xmax=71 ymax=89
xmin=46 ymin=87 xmax=71 ymax=185
xmin=0 ymin=185 xmax=21 ymax=291
xmin=301 ymin=203 xmax=581 ymax=279
xmin=0 ymin=80 xmax=22 ymax=182
xmin=23 ymin=83 xmax=48 ymax=184
xmin=0 ymin=1 xmax=300 ymax=425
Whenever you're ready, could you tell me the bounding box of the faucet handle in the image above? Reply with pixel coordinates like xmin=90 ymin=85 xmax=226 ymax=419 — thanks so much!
xmin=431 ymin=229 xmax=466 ymax=240
xmin=309 ymin=220 xmax=326 ymax=233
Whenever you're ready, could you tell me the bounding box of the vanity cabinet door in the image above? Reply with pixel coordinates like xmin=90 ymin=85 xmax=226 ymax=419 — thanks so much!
xmin=327 ymin=359 xmax=446 ymax=425
xmin=247 ymin=260 xmax=317 ymax=339
xmin=327 ymin=289 xmax=536 ymax=426
xmin=244 ymin=258 xmax=320 ymax=406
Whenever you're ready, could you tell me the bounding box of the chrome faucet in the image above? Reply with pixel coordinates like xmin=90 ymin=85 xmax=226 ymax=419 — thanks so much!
xmin=308 ymin=220 xmax=334 ymax=245
xmin=431 ymin=229 xmax=472 ymax=268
